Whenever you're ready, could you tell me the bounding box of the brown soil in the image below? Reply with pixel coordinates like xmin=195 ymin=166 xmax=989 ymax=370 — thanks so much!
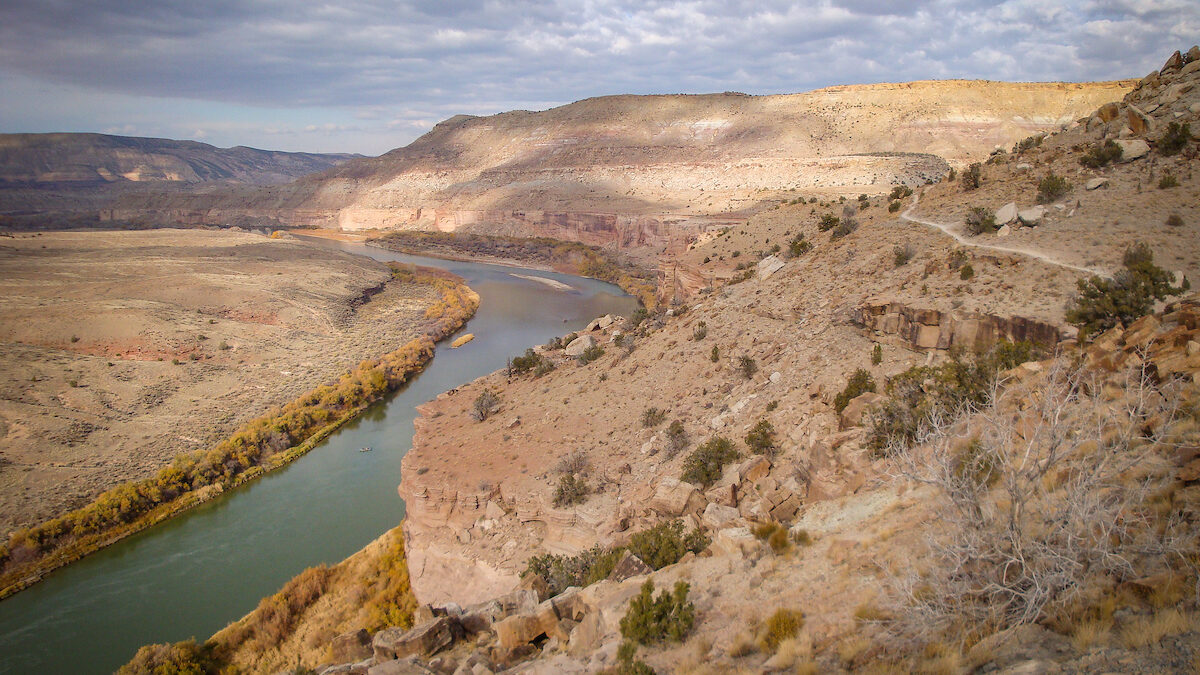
xmin=0 ymin=229 xmax=437 ymax=534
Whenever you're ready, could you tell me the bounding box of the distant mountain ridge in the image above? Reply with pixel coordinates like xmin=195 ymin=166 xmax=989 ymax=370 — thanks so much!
xmin=0 ymin=133 xmax=361 ymax=186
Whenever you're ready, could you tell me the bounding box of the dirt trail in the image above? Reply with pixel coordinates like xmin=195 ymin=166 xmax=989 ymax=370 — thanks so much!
xmin=901 ymin=191 xmax=1108 ymax=277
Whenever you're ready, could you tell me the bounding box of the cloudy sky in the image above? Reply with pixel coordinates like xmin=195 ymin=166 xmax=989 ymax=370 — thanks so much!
xmin=0 ymin=0 xmax=1195 ymax=155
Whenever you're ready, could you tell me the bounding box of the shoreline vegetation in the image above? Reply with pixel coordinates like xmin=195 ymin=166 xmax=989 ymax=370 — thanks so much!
xmin=0 ymin=263 xmax=479 ymax=601
xmin=369 ymin=231 xmax=658 ymax=309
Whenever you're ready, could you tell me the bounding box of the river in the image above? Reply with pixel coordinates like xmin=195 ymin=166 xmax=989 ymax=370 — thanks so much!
xmin=0 ymin=239 xmax=637 ymax=674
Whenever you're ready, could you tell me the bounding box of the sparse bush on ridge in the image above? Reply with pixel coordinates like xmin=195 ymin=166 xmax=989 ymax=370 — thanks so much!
xmin=642 ymin=407 xmax=667 ymax=428
xmin=818 ymin=214 xmax=840 ymax=232
xmin=509 ymin=348 xmax=551 ymax=376
xmin=1036 ymin=172 xmax=1071 ymax=204
xmin=1079 ymin=140 xmax=1123 ymax=168
xmin=964 ymin=207 xmax=997 ymax=236
xmin=681 ymin=436 xmax=739 ymax=488
xmin=555 ymin=450 xmax=590 ymax=476
xmin=1013 ymin=133 xmax=1044 ymax=153
xmin=833 ymin=368 xmax=876 ymax=414
xmin=521 ymin=520 xmax=707 ymax=598
xmin=620 ymin=580 xmax=696 ymax=645
xmin=866 ymin=341 xmax=1041 ymax=454
xmin=739 ymin=355 xmax=757 ymax=379
xmin=665 ymin=420 xmax=688 ymax=458
xmin=471 ymin=389 xmax=498 ymax=421
xmin=553 ymin=474 xmax=590 ymax=507
xmin=745 ymin=419 xmax=777 ymax=456
xmin=829 ymin=217 xmax=858 ymax=241
xmin=1066 ymin=242 xmax=1182 ymax=338
xmin=893 ymin=243 xmax=915 ymax=266
xmin=579 ymin=344 xmax=605 ymax=364
xmin=1158 ymin=172 xmax=1179 ymax=189
xmin=1157 ymin=121 xmax=1193 ymax=156
xmin=788 ymin=234 xmax=812 ymax=257
xmin=961 ymin=163 xmax=981 ymax=190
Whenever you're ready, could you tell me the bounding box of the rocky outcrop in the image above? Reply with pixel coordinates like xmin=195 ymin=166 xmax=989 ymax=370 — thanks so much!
xmin=1084 ymin=45 xmax=1200 ymax=144
xmin=850 ymin=302 xmax=1067 ymax=351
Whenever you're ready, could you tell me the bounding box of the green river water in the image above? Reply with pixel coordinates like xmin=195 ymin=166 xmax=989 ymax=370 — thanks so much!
xmin=0 ymin=239 xmax=636 ymax=674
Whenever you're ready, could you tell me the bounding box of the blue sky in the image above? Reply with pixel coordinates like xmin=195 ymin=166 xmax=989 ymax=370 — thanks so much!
xmin=0 ymin=0 xmax=1195 ymax=155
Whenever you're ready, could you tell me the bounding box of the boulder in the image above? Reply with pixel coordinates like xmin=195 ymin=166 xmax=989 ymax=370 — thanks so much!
xmin=330 ymin=629 xmax=373 ymax=663
xmin=373 ymin=617 xmax=464 ymax=661
xmin=757 ymin=255 xmax=785 ymax=280
xmin=564 ymin=335 xmax=596 ymax=357
xmin=598 ymin=314 xmax=617 ymax=329
xmin=460 ymin=589 xmax=539 ymax=633
xmin=518 ymin=573 xmax=551 ymax=602
xmin=1085 ymin=177 xmax=1109 ymax=190
xmin=710 ymin=526 xmax=756 ymax=556
xmin=607 ymin=550 xmax=653 ymax=582
xmin=649 ymin=477 xmax=704 ymax=516
xmin=1162 ymin=50 xmax=1184 ymax=73
xmin=996 ymin=224 xmax=1011 ymax=238
xmin=1126 ymin=105 xmax=1152 ymax=135
xmin=495 ymin=613 xmax=547 ymax=649
xmin=739 ymin=455 xmax=772 ymax=483
xmin=1188 ymin=45 xmax=1200 ymax=64
xmin=1017 ymin=205 xmax=1046 ymax=225
xmin=995 ymin=202 xmax=1018 ymax=224
xmin=839 ymin=392 xmax=885 ymax=430
xmin=551 ymin=587 xmax=588 ymax=622
xmin=1096 ymin=101 xmax=1120 ymax=122
xmin=701 ymin=502 xmax=741 ymax=530
xmin=1114 ymin=139 xmax=1150 ymax=162
xmin=568 ymin=612 xmax=606 ymax=656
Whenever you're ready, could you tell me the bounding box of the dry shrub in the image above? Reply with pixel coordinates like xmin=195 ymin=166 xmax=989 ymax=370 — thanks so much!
xmin=884 ymin=355 xmax=1195 ymax=644
xmin=758 ymin=608 xmax=804 ymax=652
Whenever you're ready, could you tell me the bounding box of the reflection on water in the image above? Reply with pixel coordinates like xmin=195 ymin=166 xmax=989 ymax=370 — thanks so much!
xmin=0 ymin=240 xmax=637 ymax=675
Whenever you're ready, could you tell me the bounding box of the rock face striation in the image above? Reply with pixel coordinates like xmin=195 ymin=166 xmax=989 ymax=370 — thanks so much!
xmin=850 ymin=301 xmax=1069 ymax=351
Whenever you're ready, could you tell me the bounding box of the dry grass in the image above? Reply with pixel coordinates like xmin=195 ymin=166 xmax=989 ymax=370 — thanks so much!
xmin=914 ymin=641 xmax=963 ymax=675
xmin=1120 ymin=608 xmax=1195 ymax=649
xmin=727 ymin=631 xmax=758 ymax=658
xmin=837 ymin=636 xmax=871 ymax=668
xmin=854 ymin=602 xmax=891 ymax=624
xmin=1072 ymin=618 xmax=1114 ymax=651
xmin=770 ymin=635 xmax=813 ymax=669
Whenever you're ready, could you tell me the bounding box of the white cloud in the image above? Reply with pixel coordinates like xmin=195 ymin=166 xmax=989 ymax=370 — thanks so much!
xmin=0 ymin=0 xmax=1195 ymax=154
